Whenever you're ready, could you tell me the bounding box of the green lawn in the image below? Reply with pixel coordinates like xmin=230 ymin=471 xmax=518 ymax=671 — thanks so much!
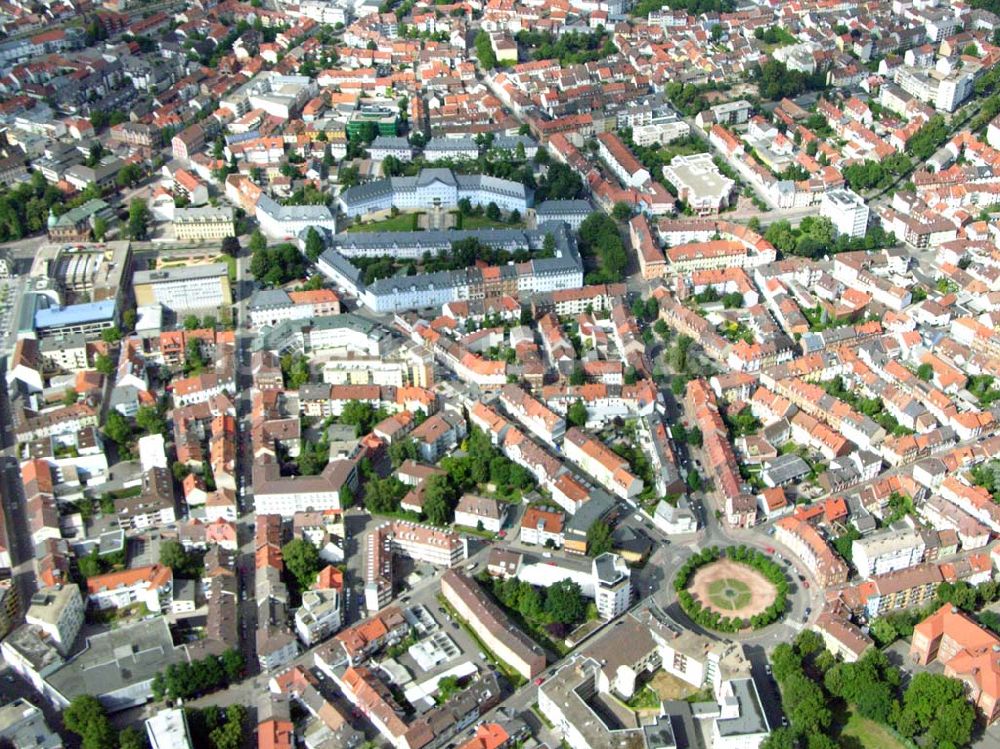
xmin=347 ymin=212 xmax=421 ymax=232
xmin=222 ymin=254 xmax=236 ymax=283
xmin=839 ymin=709 xmax=908 ymax=749
xmin=454 ymin=213 xmax=523 ymax=230
xmin=707 ymin=578 xmax=752 ymax=610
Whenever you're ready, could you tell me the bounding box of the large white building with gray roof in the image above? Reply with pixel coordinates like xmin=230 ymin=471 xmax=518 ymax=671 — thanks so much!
xmin=337 ymin=168 xmax=531 ymax=218
xmin=315 ymin=222 xmax=581 ymax=313
xmin=256 ymin=194 xmax=338 ymax=240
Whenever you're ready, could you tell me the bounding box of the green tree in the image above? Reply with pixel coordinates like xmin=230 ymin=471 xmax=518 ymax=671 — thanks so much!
xmin=868 ymin=617 xmax=898 ymax=647
xmin=249 ymin=229 xmax=268 ymax=253
xmin=63 ymin=388 xmax=78 ymax=406
xmin=135 ymin=405 xmax=166 ymax=436
xmin=339 ymin=484 xmax=354 ymax=510
xmin=64 ymin=696 xmax=116 ymax=749
xmin=118 ymin=727 xmax=146 ymax=749
xmin=280 ymin=353 xmax=311 ymax=389
xmin=304 ymin=226 xmax=324 ymax=262
xmin=389 ymin=437 xmax=419 ymax=467
xmin=578 ymin=212 xmax=627 ymax=283
xmin=282 ymin=538 xmax=322 ymax=591
xmin=127 ymin=198 xmax=150 ymax=240
xmin=101 ymin=326 xmax=122 ymax=344
xmin=545 ymin=579 xmax=586 ymax=624
xmin=340 ymin=399 xmax=377 ymax=435
xmin=567 ymin=399 xmax=588 ymax=428
xmin=103 ymin=410 xmax=132 ymax=447
xmin=93 ymin=216 xmax=108 ymax=241
xmin=220 ymin=649 xmax=245 ymax=682
xmin=474 ymin=30 xmax=497 ymax=68
xmin=78 ymin=549 xmax=103 ymax=578
xmin=95 ymin=353 xmax=114 ymax=375
xmin=612 ymin=202 xmax=632 ymax=221
xmin=220 ymin=236 xmax=240 ymax=257
xmin=586 ymin=520 xmax=613 ymax=556
xmin=160 ymin=540 xmax=199 ymax=578
xmin=424 ymin=474 xmax=458 ymax=525
xmin=364 ymin=476 xmax=408 ymax=513
xmin=686 ymin=470 xmax=702 ymax=492
xmin=759 ymin=727 xmax=797 ymax=749
xmin=897 ymin=672 xmax=975 ymax=747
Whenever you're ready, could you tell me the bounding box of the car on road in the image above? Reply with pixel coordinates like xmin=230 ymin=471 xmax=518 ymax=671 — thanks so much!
xmin=803 ymin=580 xmax=810 ymax=589
xmin=765 ymin=547 xmax=775 ymax=554
xmin=466 ymin=562 xmax=477 ymax=571
xmin=534 ymin=677 xmax=544 ymax=686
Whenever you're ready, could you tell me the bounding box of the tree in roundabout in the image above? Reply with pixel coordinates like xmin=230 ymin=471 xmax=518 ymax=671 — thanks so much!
xmin=674 ymin=545 xmax=788 ymax=633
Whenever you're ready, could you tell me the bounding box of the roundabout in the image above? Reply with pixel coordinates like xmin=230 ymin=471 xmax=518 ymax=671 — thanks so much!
xmin=675 ymin=546 xmax=788 ymax=633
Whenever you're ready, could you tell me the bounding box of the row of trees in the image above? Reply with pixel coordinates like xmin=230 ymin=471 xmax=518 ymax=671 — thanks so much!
xmin=65 ymin=696 xmax=146 ymax=749
xmin=150 ymin=649 xmax=245 ymax=701
xmin=186 ymin=705 xmax=247 ymax=749
xmin=515 ymin=29 xmax=617 ymax=66
xmin=631 ymin=0 xmax=734 ymax=22
xmin=249 ymin=230 xmax=307 ymax=287
xmin=764 ymin=216 xmax=896 ymax=258
xmin=674 ymin=546 xmax=788 ymax=632
xmin=841 ymin=153 xmax=912 ymax=193
xmin=482 ymin=574 xmax=589 ymax=639
xmin=578 ymin=212 xmax=627 ymax=284
xmin=906 ymin=115 xmax=950 ymax=162
xmin=753 ymin=60 xmax=828 ymax=101
xmin=103 ymin=404 xmax=167 ymax=460
xmin=440 ymin=426 xmax=535 ymax=499
xmin=764 ymin=631 xmax=976 ymax=749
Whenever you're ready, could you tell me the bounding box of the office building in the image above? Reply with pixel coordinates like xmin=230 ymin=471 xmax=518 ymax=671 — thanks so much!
xmin=662 ymin=153 xmax=735 ymax=215
xmin=133 ymin=264 xmax=232 ymax=316
xmin=25 ymin=585 xmax=83 ymax=655
xmin=820 ymin=188 xmax=870 ymax=239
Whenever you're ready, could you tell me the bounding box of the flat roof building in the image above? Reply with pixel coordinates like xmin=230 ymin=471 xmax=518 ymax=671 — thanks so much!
xmin=662 ymin=153 xmax=735 ymax=215
xmin=145 ymin=709 xmax=193 ymax=749
xmin=133 ymin=264 xmax=232 ymax=316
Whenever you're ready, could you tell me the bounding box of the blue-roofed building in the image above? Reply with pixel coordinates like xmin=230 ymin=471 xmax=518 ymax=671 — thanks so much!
xmin=34 ymin=299 xmax=116 ymax=341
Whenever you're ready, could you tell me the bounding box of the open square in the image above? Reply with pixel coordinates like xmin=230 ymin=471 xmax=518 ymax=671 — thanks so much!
xmin=687 ymin=558 xmax=778 ymax=620
xmin=706 ymin=578 xmax=752 ymax=611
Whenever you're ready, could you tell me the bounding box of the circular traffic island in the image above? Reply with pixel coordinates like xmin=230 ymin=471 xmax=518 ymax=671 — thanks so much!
xmin=674 ymin=546 xmax=788 ymax=634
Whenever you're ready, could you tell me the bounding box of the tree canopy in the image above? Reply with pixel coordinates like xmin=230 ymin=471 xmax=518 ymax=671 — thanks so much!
xmin=282 ymin=538 xmax=322 ymax=591
xmin=578 ymin=212 xmax=627 ymax=284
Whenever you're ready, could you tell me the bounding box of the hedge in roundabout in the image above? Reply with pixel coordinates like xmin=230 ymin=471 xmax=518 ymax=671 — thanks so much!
xmin=674 ymin=545 xmax=788 ymax=633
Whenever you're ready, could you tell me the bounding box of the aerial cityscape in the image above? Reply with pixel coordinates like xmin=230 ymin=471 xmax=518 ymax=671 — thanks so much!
xmin=5 ymin=0 xmax=1000 ymax=748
